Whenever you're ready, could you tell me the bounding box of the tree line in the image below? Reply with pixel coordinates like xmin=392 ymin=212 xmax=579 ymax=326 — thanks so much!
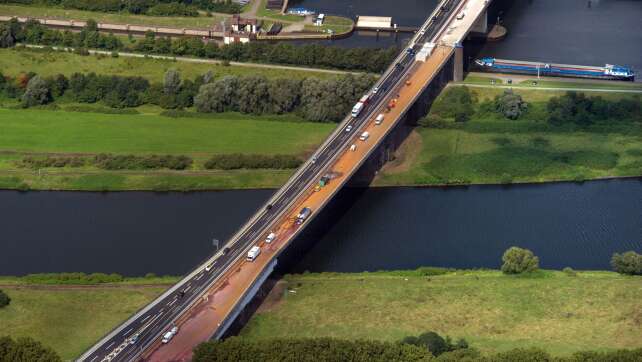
xmin=192 ymin=337 xmax=642 ymax=361
xmin=0 ymin=18 xmax=399 ymax=73
xmin=420 ymin=86 xmax=641 ymax=127
xmin=0 ymin=0 xmax=240 ymax=16
xmin=1 ymin=67 xmax=375 ymax=123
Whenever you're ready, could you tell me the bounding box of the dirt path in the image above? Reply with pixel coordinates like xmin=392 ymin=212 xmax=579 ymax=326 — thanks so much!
xmin=241 ymin=0 xmax=262 ymax=18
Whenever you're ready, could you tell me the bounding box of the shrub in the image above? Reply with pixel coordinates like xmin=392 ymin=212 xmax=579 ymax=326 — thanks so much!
xmin=21 ymin=272 xmax=124 ymax=285
xmin=93 ymin=154 xmax=193 ymax=170
xmin=0 ymin=289 xmax=10 ymax=308
xmin=203 ymin=154 xmax=302 ymax=170
xmin=454 ymin=112 xmax=469 ymax=123
xmin=19 ymin=156 xmax=86 ymax=169
xmin=501 ymin=246 xmax=540 ymax=274
xmin=494 ymin=89 xmax=528 ymax=120
xmin=401 ymin=331 xmax=469 ymax=357
xmin=431 ymin=86 xmax=476 ymax=120
xmin=611 ymin=251 xmax=642 ymax=275
xmin=415 ymin=267 xmax=453 ymax=276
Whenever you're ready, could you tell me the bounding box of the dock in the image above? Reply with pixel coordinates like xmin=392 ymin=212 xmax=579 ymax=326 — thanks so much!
xmin=355 ymin=16 xmax=418 ymax=33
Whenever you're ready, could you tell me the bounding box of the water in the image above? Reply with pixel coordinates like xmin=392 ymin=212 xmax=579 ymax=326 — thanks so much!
xmin=1 ymin=179 xmax=640 ymax=276
xmin=294 ymin=179 xmax=642 ymax=272
xmin=292 ymin=0 xmax=642 ymax=76
xmin=0 ymin=190 xmax=272 ymax=276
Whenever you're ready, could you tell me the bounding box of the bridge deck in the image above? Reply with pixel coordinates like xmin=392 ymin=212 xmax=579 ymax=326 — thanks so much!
xmin=143 ymin=44 xmax=455 ymax=361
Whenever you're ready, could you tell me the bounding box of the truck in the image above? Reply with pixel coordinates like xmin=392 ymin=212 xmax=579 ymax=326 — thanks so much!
xmin=351 ymin=94 xmax=371 ymax=118
xmin=319 ymin=174 xmax=331 ymax=187
xmin=375 ymin=114 xmax=384 ymax=125
xmin=296 ymin=207 xmax=312 ymax=225
xmin=359 ymin=131 xmax=370 ymax=141
xmin=246 ymin=246 xmax=261 ymax=261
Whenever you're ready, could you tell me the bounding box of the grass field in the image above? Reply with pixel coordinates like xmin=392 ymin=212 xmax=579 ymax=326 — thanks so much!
xmin=0 ymin=48 xmax=338 ymax=81
xmin=0 ymin=284 xmax=168 ymax=360
xmin=240 ymin=270 xmax=642 ymax=356
xmin=0 ymin=4 xmax=225 ymax=28
xmin=376 ymin=88 xmax=642 ymax=186
xmin=0 ymin=108 xmax=332 ymax=190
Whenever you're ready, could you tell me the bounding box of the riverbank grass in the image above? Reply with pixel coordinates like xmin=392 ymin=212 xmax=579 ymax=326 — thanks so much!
xmin=0 ymin=284 xmax=168 ymax=360
xmin=0 ymin=108 xmax=333 ymax=191
xmin=240 ymin=270 xmax=642 ymax=356
xmin=376 ymin=87 xmax=642 ymax=186
xmin=0 ymin=47 xmax=340 ymax=82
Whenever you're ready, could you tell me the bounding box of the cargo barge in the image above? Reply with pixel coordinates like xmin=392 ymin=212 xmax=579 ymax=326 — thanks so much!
xmin=474 ymin=57 xmax=635 ymax=81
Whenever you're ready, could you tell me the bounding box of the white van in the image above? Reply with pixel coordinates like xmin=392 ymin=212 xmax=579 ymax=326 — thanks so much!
xmin=359 ymin=131 xmax=370 ymax=141
xmin=161 ymin=327 xmax=178 ymax=344
xmin=247 ymin=246 xmax=261 ymax=261
xmin=265 ymin=232 xmax=276 ymax=243
xmin=375 ymin=114 xmax=384 ymax=125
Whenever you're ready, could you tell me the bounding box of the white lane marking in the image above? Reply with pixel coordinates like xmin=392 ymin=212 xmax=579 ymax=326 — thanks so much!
xmin=106 ymin=341 xmax=115 ymax=350
xmin=195 ymin=273 xmax=203 ymax=281
xmin=90 ymin=356 xmax=98 ymax=362
xmin=183 ymin=285 xmax=191 ymax=293
xmin=167 ymin=298 xmax=178 ymax=307
xmin=141 ymin=315 xmax=151 ymax=323
xmin=122 ymin=328 xmax=133 ymax=337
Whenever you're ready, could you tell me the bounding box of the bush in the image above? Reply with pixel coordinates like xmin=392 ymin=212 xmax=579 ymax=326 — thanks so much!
xmin=501 ymin=246 xmax=540 ymax=274
xmin=94 ymin=154 xmax=193 ymax=170
xmin=21 ymin=272 xmax=124 ymax=285
xmin=204 ymin=154 xmax=302 ymax=170
xmin=611 ymin=251 xmax=642 ymax=275
xmin=0 ymin=289 xmax=10 ymax=308
xmin=454 ymin=112 xmax=469 ymax=123
xmin=547 ymin=92 xmax=642 ymax=126
xmin=415 ymin=267 xmax=454 ymax=276
xmin=494 ymin=89 xmax=528 ymax=120
xmin=19 ymin=156 xmax=86 ymax=169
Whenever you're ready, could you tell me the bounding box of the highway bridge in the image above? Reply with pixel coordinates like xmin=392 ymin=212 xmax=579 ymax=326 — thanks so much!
xmin=79 ymin=0 xmax=492 ymax=361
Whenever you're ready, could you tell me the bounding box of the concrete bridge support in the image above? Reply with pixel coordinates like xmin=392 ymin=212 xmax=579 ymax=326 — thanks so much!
xmin=470 ymin=9 xmax=488 ymax=34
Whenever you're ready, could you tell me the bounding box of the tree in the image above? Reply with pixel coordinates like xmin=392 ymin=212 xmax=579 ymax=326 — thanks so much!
xmin=22 ymin=75 xmax=52 ymax=107
xmin=401 ymin=331 xmax=467 ymax=357
xmin=237 ymin=75 xmax=270 ymax=114
xmin=163 ymin=69 xmax=181 ymax=95
xmin=611 ymin=251 xmax=642 ymax=275
xmin=269 ymin=78 xmax=300 ymax=114
xmin=495 ymin=89 xmax=528 ymax=120
xmin=0 ymin=336 xmax=61 ymax=362
xmin=194 ymin=76 xmax=238 ymax=113
xmin=501 ymin=246 xmax=539 ymax=274
xmin=0 ymin=289 xmax=10 ymax=308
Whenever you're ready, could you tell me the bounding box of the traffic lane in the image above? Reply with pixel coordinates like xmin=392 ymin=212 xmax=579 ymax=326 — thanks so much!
xmin=106 ymin=3 xmax=458 ymax=358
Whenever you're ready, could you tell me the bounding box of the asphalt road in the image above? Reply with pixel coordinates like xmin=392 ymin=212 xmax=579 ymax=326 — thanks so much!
xmin=80 ymin=1 xmax=461 ymax=361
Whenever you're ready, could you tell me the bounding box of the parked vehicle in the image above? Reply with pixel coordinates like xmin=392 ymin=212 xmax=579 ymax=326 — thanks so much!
xmin=247 ymin=246 xmax=261 ymax=261
xmin=296 ymin=207 xmax=312 ymax=225
xmin=359 ymin=131 xmax=370 ymax=141
xmin=375 ymin=114 xmax=385 ymax=125
xmin=350 ymin=144 xmax=357 ymax=152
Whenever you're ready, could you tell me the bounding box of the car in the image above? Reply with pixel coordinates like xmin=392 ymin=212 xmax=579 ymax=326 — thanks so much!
xmin=372 ymin=87 xmax=379 ymax=94
xmin=222 ymin=247 xmax=231 ymax=255
xmin=265 ymin=232 xmax=276 ymax=243
xmin=205 ymin=262 xmax=214 ymax=272
xmin=345 ymin=125 xmax=353 ymax=132
xmin=350 ymin=144 xmax=357 ymax=152
xmin=314 ymin=185 xmax=321 ymax=192
xmin=311 ymin=157 xmax=317 ymax=164
xmin=395 ymin=62 xmax=404 ymax=69
xmin=129 ymin=333 xmax=140 ymax=345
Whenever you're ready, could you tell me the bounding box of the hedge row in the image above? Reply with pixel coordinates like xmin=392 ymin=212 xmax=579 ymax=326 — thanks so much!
xmin=93 ymin=153 xmax=193 ymax=170
xmin=204 ymin=154 xmax=303 ymax=170
xmin=20 ymin=272 xmax=124 ymax=284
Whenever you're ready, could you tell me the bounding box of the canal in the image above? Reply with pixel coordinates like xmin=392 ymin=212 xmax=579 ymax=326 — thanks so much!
xmin=1 ymin=179 xmax=640 ymax=276
xmin=293 ymin=0 xmax=642 ymax=78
